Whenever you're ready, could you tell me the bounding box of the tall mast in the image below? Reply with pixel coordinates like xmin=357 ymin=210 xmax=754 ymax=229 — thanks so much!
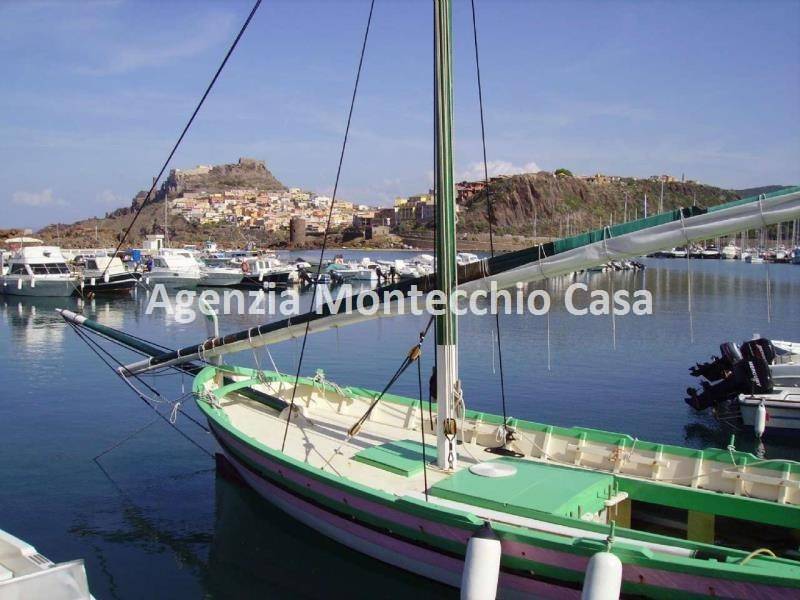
xmin=434 ymin=0 xmax=458 ymax=470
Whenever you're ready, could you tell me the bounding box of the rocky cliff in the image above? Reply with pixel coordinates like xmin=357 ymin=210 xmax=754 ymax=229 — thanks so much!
xmin=459 ymin=172 xmax=742 ymax=236
xmin=163 ymin=157 xmax=284 ymax=196
xmin=96 ymin=158 xmax=286 ymax=220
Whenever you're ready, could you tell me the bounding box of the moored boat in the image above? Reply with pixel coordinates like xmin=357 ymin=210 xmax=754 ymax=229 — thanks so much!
xmin=142 ymin=248 xmax=202 ymax=289
xmin=0 ymin=239 xmax=78 ymax=297
xmin=239 ymin=256 xmax=294 ymax=289
xmin=199 ymin=258 xmax=244 ymax=287
xmin=721 ymin=243 xmax=739 ymax=259
xmin=79 ymin=255 xmax=141 ymax=295
xmin=0 ymin=527 xmax=93 ymax=599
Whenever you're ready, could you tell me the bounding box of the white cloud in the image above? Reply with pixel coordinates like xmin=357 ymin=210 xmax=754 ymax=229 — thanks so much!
xmin=96 ymin=189 xmax=123 ymax=205
xmin=12 ymin=189 xmax=66 ymax=207
xmin=458 ymin=160 xmax=540 ymax=182
xmin=76 ymin=12 xmax=236 ymax=76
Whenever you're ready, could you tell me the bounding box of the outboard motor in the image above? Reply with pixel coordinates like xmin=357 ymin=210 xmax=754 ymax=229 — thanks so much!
xmin=742 ymin=338 xmax=776 ymax=365
xmin=685 ymin=345 xmax=773 ymax=411
xmin=689 ymin=342 xmax=742 ymax=381
xmin=297 ymin=267 xmax=314 ymax=286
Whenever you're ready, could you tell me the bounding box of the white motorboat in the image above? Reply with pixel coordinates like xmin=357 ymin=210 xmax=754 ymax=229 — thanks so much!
xmin=745 ymin=251 xmax=765 ymax=264
xmin=739 ymin=389 xmax=800 ymax=432
xmin=0 ymin=527 xmax=93 ymax=599
xmin=0 ymin=239 xmax=78 ymax=297
xmin=239 ymin=256 xmax=294 ymax=289
xmin=456 ymin=252 xmax=479 ymax=265
xmin=142 ymin=248 xmax=202 ymax=289
xmin=687 ymin=337 xmax=800 ymax=434
xmin=720 ymin=243 xmax=739 ymax=259
xmin=773 ymin=340 xmax=800 ymax=362
xmin=199 ymin=258 xmax=244 ymax=287
xmin=672 ymin=246 xmax=688 ymax=258
xmin=326 ymin=262 xmax=377 ymax=284
xmin=80 ymin=255 xmax=141 ymax=295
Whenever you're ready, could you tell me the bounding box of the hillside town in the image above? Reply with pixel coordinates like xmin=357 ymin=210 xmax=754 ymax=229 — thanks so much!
xmin=164 ymin=160 xmax=696 ymax=241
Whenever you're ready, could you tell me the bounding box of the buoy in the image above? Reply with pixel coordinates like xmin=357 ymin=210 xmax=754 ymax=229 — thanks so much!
xmin=582 ymin=551 xmax=622 ymax=600
xmin=755 ymin=401 xmax=767 ymax=439
xmin=461 ymin=521 xmax=501 ymax=600
xmin=103 ymin=271 xmax=110 ymax=283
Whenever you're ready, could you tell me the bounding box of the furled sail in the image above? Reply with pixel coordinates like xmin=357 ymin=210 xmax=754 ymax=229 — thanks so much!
xmin=61 ymin=187 xmax=800 ymax=374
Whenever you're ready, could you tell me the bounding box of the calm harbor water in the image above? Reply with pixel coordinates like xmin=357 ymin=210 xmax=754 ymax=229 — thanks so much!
xmin=1 ymin=253 xmax=798 ymax=599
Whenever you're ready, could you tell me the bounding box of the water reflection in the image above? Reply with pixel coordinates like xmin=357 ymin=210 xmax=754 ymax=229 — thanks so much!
xmin=205 ymin=460 xmax=453 ymax=599
xmin=1 ymin=257 xmax=799 ymax=598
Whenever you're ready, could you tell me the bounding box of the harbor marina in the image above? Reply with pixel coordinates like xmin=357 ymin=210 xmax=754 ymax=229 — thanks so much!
xmin=4 ymin=0 xmax=799 ymax=597
xmin=57 ymin=169 xmax=800 ymax=598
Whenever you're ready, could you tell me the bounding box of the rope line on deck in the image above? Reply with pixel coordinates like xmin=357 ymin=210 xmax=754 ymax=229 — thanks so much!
xmin=282 ymin=0 xmax=376 ymax=453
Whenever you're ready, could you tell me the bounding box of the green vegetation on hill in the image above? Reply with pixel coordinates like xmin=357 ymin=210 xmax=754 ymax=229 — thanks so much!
xmin=30 ymin=160 xmax=790 ymax=249
xmin=459 ymin=173 xmax=742 ymax=237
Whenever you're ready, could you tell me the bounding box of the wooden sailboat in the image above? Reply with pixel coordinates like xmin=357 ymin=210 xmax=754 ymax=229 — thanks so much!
xmin=58 ymin=2 xmax=800 ymax=597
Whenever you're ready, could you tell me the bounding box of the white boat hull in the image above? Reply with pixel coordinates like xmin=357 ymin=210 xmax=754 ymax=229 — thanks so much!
xmin=143 ymin=273 xmax=200 ymax=289
xmin=200 ymin=272 xmax=243 ymax=287
xmin=0 ymin=277 xmax=76 ymax=297
xmin=740 ymin=390 xmax=800 ymax=431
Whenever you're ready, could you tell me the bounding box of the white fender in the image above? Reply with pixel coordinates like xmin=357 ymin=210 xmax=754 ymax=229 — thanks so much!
xmin=755 ymin=401 xmax=767 ymax=439
xmin=581 ymin=551 xmax=622 ymax=600
xmin=103 ymin=271 xmax=110 ymax=283
xmin=91 ymin=278 xmax=96 ymax=287
xmin=461 ymin=522 xmax=501 ymax=600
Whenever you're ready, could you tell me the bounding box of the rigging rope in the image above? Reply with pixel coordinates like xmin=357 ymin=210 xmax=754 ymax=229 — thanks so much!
xmin=601 ymin=227 xmax=617 ymax=350
xmin=538 ymin=244 xmax=552 ymax=370
xmin=282 ymin=0 xmax=376 ymax=452
xmin=347 ymin=316 xmax=434 ymax=439
xmin=417 ymin=335 xmax=430 ymax=502
xmin=69 ymin=322 xmax=212 ymax=456
xmin=678 ymin=210 xmax=695 ymax=343
xmin=471 ymin=0 xmax=510 ymax=432
xmin=320 ymin=316 xmax=435 ymax=473
xmin=100 ymin=0 xmax=263 ymax=279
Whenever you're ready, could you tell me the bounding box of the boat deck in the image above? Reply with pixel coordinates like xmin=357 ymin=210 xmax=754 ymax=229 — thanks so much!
xmin=194 ymin=366 xmax=800 ymax=575
xmin=215 ymin=380 xmax=474 ymax=495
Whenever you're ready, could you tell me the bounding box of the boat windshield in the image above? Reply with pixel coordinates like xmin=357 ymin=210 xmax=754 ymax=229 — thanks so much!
xmin=30 ymin=263 xmax=70 ymax=275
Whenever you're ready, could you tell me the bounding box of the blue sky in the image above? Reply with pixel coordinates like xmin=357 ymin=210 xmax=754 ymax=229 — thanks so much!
xmin=1 ymin=0 xmax=799 ymax=228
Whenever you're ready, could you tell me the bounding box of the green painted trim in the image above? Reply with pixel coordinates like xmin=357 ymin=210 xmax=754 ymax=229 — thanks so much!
xmin=353 ymin=439 xmax=437 ymax=477
xmin=618 ymin=478 xmax=800 ymax=529
xmin=434 ymin=0 xmax=457 ymax=346
xmin=209 ymin=366 xmax=800 ymax=476
xmin=193 ymin=366 xmax=800 ymax=587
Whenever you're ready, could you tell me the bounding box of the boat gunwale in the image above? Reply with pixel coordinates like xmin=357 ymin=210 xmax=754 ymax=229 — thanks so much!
xmin=192 ymin=365 xmax=800 ymax=587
